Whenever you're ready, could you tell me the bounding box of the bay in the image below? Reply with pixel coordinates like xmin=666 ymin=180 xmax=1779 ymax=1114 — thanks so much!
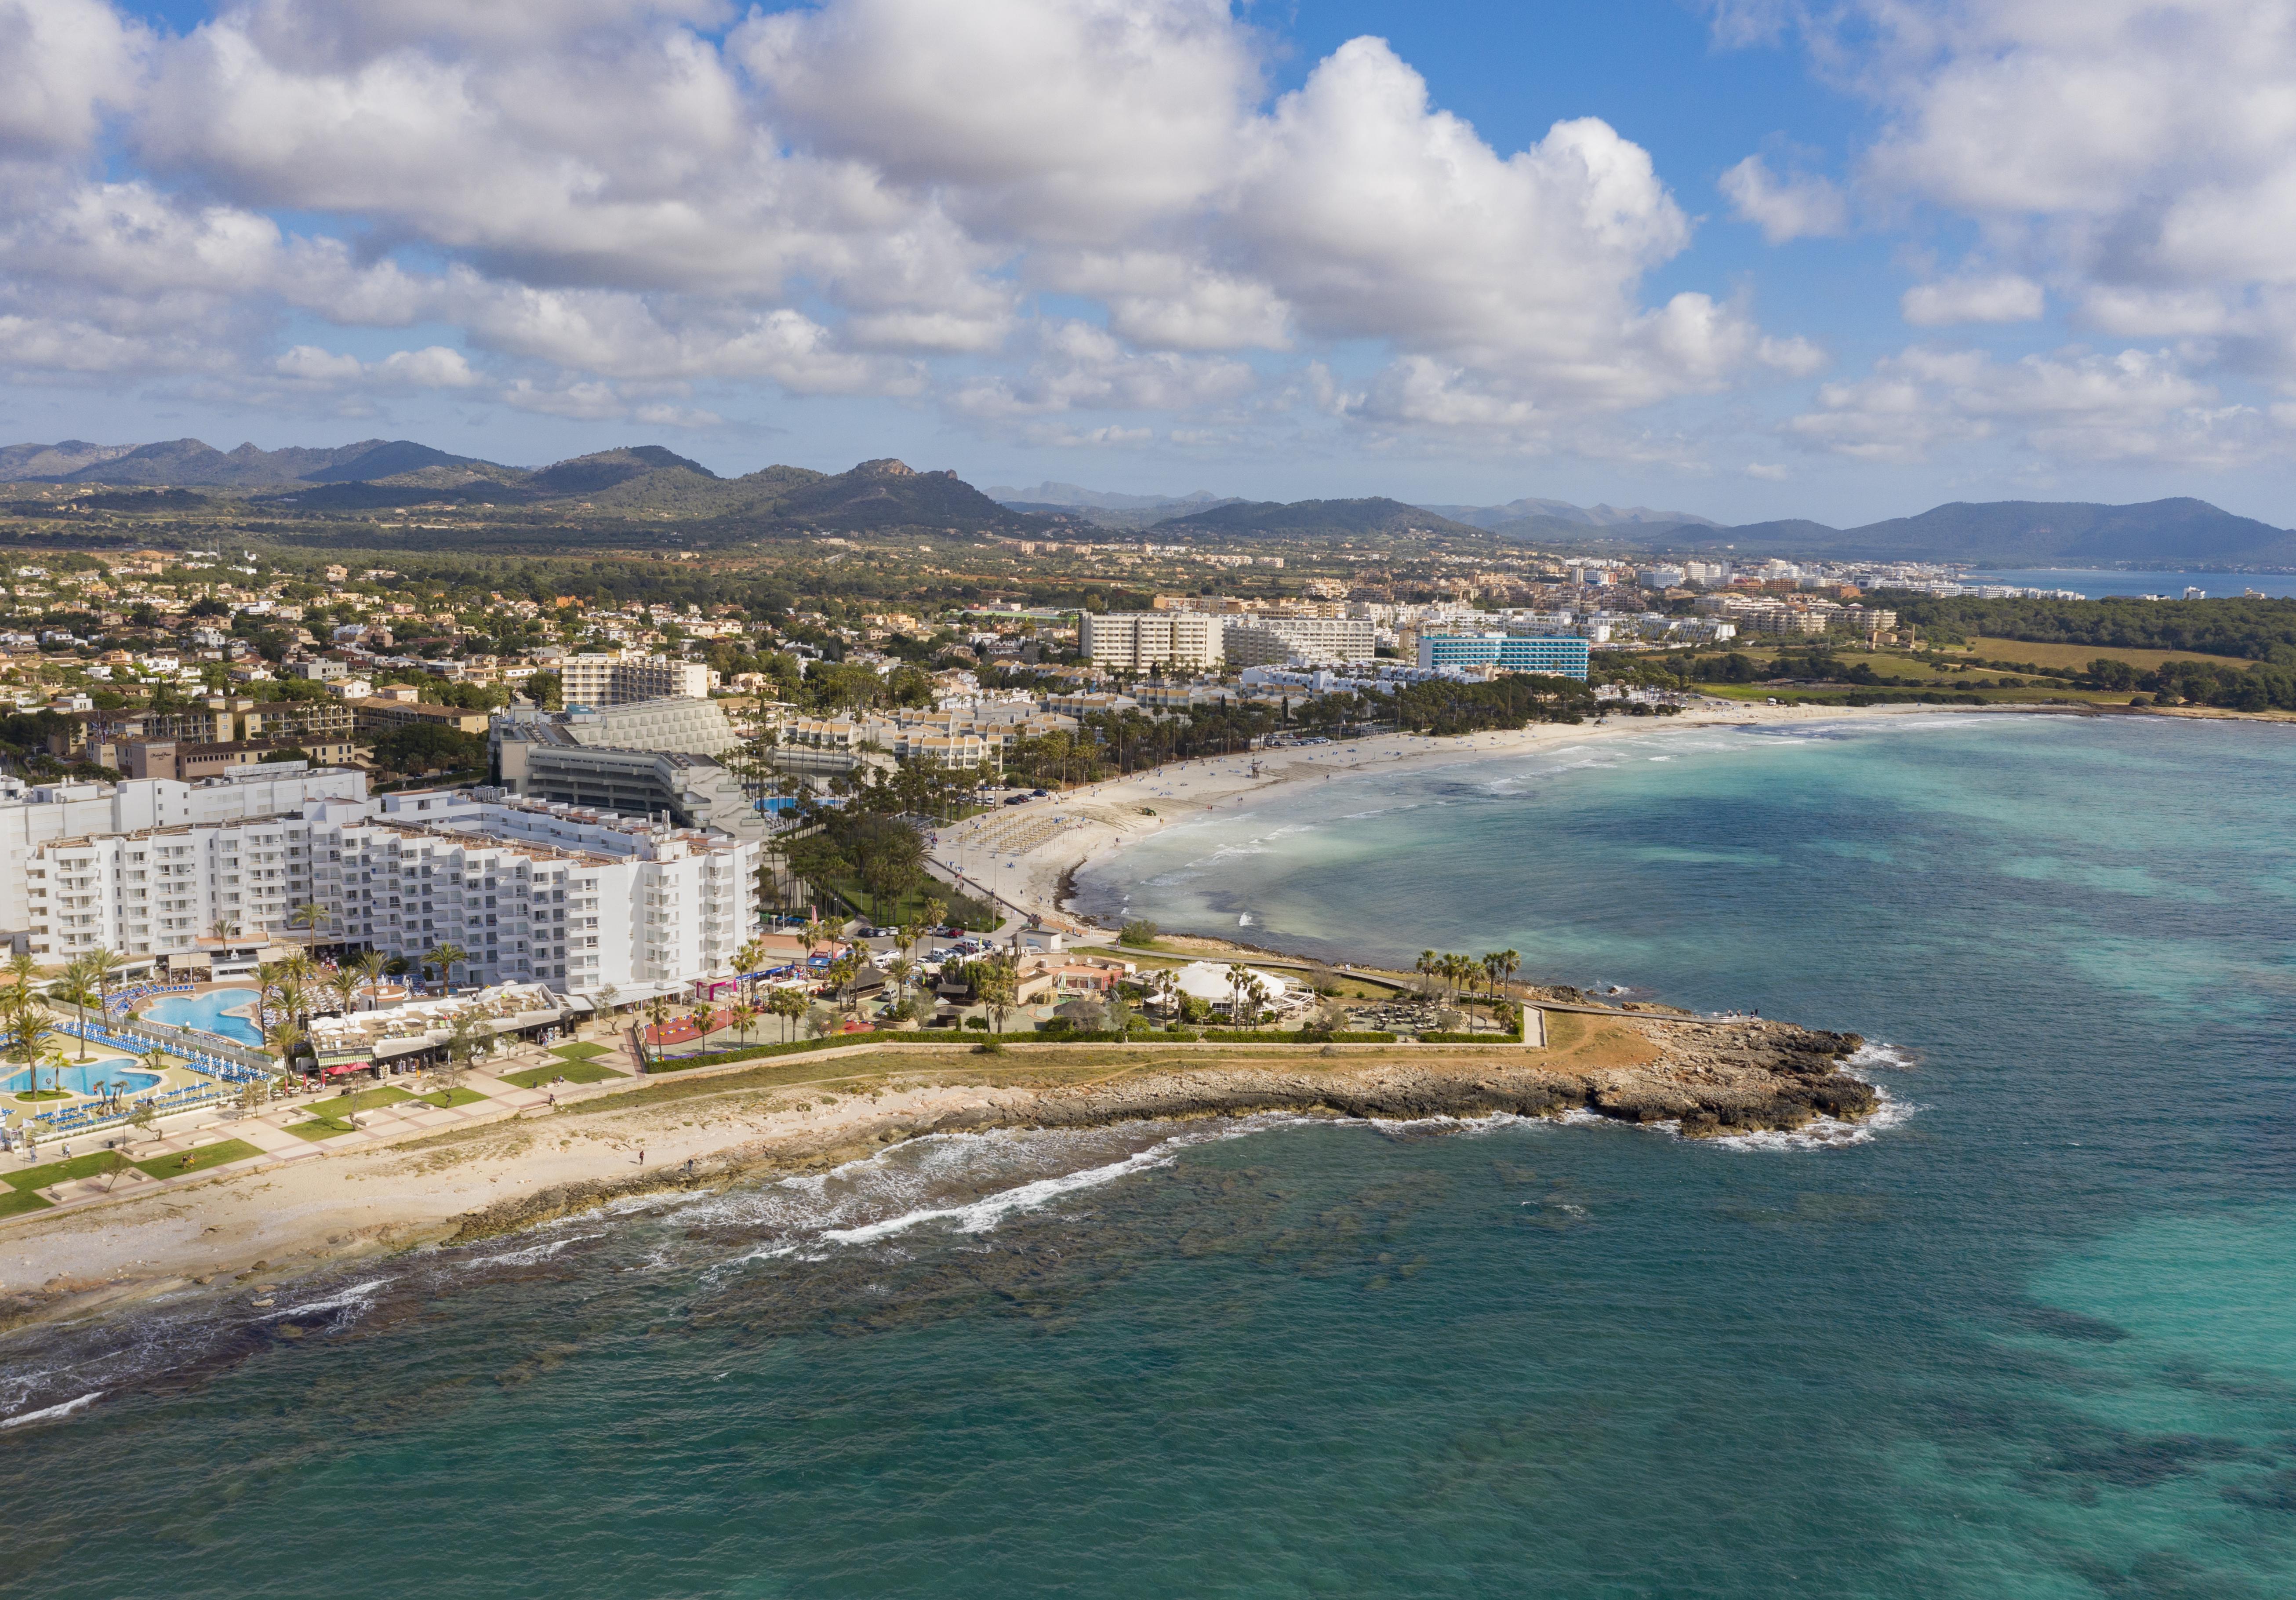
xmin=4 ymin=713 xmax=2294 ymax=1598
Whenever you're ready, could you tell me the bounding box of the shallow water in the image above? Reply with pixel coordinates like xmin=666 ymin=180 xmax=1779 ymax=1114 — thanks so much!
xmin=5 ymin=714 xmax=2294 ymax=1598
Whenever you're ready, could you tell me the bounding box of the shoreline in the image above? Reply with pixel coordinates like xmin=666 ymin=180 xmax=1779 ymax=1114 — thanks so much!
xmin=0 ymin=1012 xmax=1876 ymax=1343
xmin=934 ymin=699 xmax=2065 ymax=935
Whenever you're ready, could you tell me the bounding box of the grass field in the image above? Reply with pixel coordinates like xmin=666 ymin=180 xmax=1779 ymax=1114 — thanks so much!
xmin=550 ymin=1042 xmax=611 ymax=1062
xmin=502 ymin=1059 xmax=625 ymax=1089
xmin=409 ymin=1087 xmax=489 ymax=1109
xmin=0 ymin=1137 xmax=267 ymax=1207
xmin=1967 ymin=636 xmax=2258 ymax=673
xmin=288 ymin=1084 xmax=414 ymax=1138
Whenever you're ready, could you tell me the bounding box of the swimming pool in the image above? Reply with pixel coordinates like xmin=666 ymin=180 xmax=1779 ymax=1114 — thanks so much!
xmin=142 ymin=988 xmax=265 ymax=1047
xmin=0 ymin=1059 xmax=162 ymax=1097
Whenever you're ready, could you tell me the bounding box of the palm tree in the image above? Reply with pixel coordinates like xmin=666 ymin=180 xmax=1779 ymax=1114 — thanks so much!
xmin=688 ymin=1001 xmax=717 ymax=1046
xmin=291 ymin=901 xmax=332 ymax=953
xmin=82 ymin=945 xmax=122 ymax=1028
xmin=769 ymin=985 xmax=806 ymax=1042
xmin=356 ymin=950 xmax=389 ymax=1010
xmin=424 ymin=942 xmax=469 ymax=996
xmin=207 ymin=915 xmax=241 ymax=945
xmin=327 ymin=967 xmax=363 ymax=1018
xmin=265 ymin=1017 xmax=305 ymax=1089
xmin=138 ymin=1044 xmax=168 ymax=1085
xmin=733 ymin=939 xmax=767 ymax=988
xmin=921 ymin=898 xmax=948 ymax=938
xmin=0 ymin=984 xmax=54 ymax=1075
xmin=52 ymin=955 xmax=98 ymax=1062
xmin=1225 ymin=962 xmax=1252 ymax=1023
xmin=1415 ymin=949 xmax=1438 ymax=998
xmin=728 ymin=1000 xmax=759 ymax=1046
xmin=886 ymin=954 xmax=915 ymax=1017
xmin=798 ymin=917 xmax=828 ymax=966
xmin=644 ymin=994 xmax=672 ymax=1052
xmin=977 ymin=953 xmax=1019 ymax=1035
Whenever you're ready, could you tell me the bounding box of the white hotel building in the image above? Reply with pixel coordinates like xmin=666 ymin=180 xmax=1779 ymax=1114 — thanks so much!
xmin=13 ymin=774 xmax=759 ymax=1000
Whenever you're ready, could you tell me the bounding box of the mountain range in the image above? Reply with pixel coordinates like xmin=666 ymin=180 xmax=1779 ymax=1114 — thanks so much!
xmin=7 ymin=437 xmax=2296 ymax=565
xmin=0 ymin=438 xmax=1035 ymax=535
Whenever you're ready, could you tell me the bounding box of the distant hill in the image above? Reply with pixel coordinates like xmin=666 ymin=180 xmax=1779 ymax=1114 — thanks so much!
xmin=525 ymin=445 xmax=716 ymax=496
xmin=1151 ymin=496 xmax=1484 ymax=538
xmin=0 ymin=436 xmax=508 ymax=487
xmin=985 ymin=480 xmax=1231 ymax=513
xmin=1780 ymin=498 xmax=2296 ymax=566
xmin=1420 ymin=496 xmax=1720 ymax=532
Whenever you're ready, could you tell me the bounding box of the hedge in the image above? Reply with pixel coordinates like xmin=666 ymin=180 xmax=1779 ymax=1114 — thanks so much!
xmin=639 ymin=1025 xmax=1407 ymax=1070
xmin=643 ymin=1033 xmax=872 ymax=1073
xmin=1413 ymin=1031 xmax=1525 ymax=1045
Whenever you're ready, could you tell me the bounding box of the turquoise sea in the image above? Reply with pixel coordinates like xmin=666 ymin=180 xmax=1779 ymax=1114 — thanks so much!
xmin=5 ymin=713 xmax=2296 ymax=1598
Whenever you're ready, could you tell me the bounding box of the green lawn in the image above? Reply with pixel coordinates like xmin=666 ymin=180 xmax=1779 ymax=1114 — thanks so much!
xmin=288 ymin=1084 xmax=415 ymax=1138
xmin=408 ymin=1087 xmax=488 ymax=1109
xmin=502 ymin=1059 xmax=625 ymax=1089
xmin=11 ymin=1089 xmax=71 ymax=1103
xmin=0 ymin=1139 xmax=260 ymax=1200
xmin=550 ymin=1041 xmax=611 ymax=1062
xmin=5 ymin=1150 xmax=126 ymax=1192
xmin=132 ymin=1139 xmax=264 ymax=1181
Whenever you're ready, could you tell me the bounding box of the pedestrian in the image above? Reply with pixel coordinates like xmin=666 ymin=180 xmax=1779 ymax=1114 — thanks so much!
xmin=638 ymin=1148 xmax=644 ymax=1165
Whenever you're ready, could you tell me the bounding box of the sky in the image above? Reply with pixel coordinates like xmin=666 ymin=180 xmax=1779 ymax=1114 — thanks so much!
xmin=6 ymin=0 xmax=2296 ymax=526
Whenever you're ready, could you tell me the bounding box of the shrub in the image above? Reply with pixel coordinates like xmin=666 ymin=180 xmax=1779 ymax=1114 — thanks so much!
xmin=1118 ymin=919 xmax=1159 ymax=947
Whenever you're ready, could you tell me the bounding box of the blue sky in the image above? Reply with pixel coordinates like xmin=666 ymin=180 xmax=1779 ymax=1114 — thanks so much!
xmin=5 ymin=0 xmax=2296 ymax=527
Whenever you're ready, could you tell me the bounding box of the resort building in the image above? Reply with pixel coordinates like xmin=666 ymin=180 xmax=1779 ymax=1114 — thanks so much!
xmin=557 ymin=652 xmax=717 ymax=707
xmin=1220 ymin=616 xmax=1378 ymax=666
xmin=0 ymin=765 xmax=367 ymax=957
xmin=14 ymin=783 xmax=762 ymax=1000
xmin=1415 ymin=633 xmax=1591 ymax=679
xmin=1079 ymin=611 xmax=1223 ymax=672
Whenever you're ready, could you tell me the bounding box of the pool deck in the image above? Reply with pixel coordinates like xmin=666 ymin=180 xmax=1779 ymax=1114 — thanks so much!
xmin=4 ymin=1026 xmax=646 ymax=1216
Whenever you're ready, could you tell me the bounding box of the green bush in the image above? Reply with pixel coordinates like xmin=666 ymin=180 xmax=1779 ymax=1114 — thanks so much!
xmin=1118 ymin=919 xmax=1159 ymax=947
xmin=1415 ymin=1031 xmax=1522 ymax=1044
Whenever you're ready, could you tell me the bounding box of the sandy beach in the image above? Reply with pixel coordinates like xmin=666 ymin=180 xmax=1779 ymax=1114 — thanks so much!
xmin=935 ymin=698 xmax=1974 ymax=933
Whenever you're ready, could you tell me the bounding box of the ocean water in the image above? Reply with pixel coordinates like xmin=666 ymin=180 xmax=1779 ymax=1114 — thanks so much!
xmin=1962 ymin=567 xmax=2296 ymax=598
xmin=6 ymin=713 xmax=2296 ymax=1598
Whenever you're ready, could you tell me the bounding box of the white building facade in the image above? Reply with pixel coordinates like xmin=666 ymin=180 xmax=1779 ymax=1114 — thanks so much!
xmin=1078 ymin=611 xmax=1223 ymax=672
xmin=559 ymin=653 xmax=717 ymax=707
xmin=22 ymin=787 xmax=760 ymax=1000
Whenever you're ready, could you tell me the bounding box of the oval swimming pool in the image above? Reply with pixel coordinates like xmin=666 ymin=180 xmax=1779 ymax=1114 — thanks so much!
xmin=1 ymin=1059 xmax=163 ymax=1097
xmin=142 ymin=988 xmax=265 ymax=1047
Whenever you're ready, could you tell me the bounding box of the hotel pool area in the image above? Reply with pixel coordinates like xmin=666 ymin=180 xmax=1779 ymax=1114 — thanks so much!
xmin=2 ymin=1059 xmax=162 ymax=1098
xmin=142 ymin=989 xmax=265 ymax=1047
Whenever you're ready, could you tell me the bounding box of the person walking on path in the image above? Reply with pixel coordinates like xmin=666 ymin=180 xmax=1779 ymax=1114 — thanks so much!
xmin=638 ymin=1149 xmax=644 ymax=1165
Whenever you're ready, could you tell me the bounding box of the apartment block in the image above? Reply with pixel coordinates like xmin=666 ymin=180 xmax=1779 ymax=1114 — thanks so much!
xmin=1415 ymin=633 xmax=1592 ymax=679
xmin=1078 ymin=611 xmax=1223 ymax=671
xmin=0 ymin=767 xmax=368 ymax=953
xmin=1220 ymin=616 xmax=1377 ymax=666
xmin=21 ymin=785 xmax=761 ymax=999
xmin=558 ymin=652 xmax=718 ymax=707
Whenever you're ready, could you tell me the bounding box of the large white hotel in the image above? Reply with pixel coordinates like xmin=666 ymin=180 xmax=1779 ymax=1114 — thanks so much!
xmin=2 ymin=768 xmax=758 ymax=1000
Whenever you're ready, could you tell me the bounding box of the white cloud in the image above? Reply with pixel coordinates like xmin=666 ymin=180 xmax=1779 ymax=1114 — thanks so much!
xmin=1788 ymin=343 xmax=2267 ymax=466
xmin=1901 ymin=274 xmax=2046 ymax=326
xmin=1718 ymin=154 xmax=1847 ymax=243
xmin=1745 ymin=461 xmax=1790 ymax=480
xmin=0 ymin=0 xmax=145 ymax=154
xmin=0 ymin=0 xmax=1816 ymax=458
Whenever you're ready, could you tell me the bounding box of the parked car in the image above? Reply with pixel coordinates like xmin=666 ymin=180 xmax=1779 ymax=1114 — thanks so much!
xmin=1030 ymin=788 xmax=1049 ymax=797
xmin=1004 ymin=794 xmax=1029 ymax=805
